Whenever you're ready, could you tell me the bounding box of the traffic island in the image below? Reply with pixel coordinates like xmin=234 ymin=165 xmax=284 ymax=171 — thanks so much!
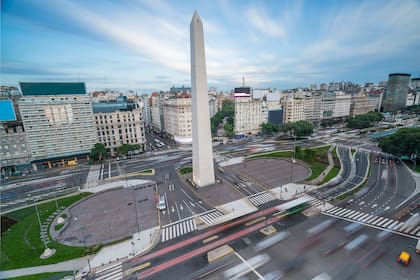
xmin=207 ymin=245 xmax=234 ymax=263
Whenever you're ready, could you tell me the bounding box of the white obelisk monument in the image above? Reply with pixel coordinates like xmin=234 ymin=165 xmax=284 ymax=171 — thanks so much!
xmin=190 ymin=11 xmax=215 ymax=187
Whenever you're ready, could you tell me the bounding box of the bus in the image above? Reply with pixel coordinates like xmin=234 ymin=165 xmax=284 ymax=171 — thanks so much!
xmin=276 ymin=197 xmax=311 ymax=216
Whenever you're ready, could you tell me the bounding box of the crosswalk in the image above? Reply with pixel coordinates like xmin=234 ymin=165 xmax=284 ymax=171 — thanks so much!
xmin=94 ymin=262 xmax=122 ymax=280
xmin=323 ymin=206 xmax=420 ymax=238
xmin=248 ymin=192 xmax=277 ymax=206
xmin=160 ymin=209 xmax=224 ymax=242
xmin=198 ymin=209 xmax=224 ymax=225
xmin=161 ymin=217 xmax=197 ymax=242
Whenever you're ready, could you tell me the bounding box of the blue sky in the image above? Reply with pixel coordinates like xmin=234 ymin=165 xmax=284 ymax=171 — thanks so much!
xmin=2 ymin=0 xmax=420 ymax=93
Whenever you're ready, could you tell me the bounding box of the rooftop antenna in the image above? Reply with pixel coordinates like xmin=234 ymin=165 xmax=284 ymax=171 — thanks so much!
xmin=242 ymin=77 xmax=245 ymax=87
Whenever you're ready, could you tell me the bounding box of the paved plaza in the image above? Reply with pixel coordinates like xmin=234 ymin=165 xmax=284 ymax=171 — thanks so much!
xmin=227 ymin=158 xmax=312 ymax=189
xmin=57 ymin=183 xmax=158 ymax=246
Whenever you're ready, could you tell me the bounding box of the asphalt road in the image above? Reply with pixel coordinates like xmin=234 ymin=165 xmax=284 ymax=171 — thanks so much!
xmin=117 ymin=210 xmax=420 ymax=280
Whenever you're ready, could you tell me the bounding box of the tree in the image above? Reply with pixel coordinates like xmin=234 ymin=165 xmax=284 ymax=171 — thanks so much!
xmin=261 ymin=122 xmax=279 ymax=136
xmin=293 ymin=120 xmax=314 ymax=137
xmin=279 ymin=121 xmax=313 ymax=138
xmin=90 ymin=143 xmax=107 ymax=162
xmin=379 ymin=127 xmax=420 ymax=157
xmin=210 ymin=99 xmax=235 ymax=136
xmin=224 ymin=123 xmax=234 ymax=138
xmin=346 ymin=112 xmax=384 ymax=129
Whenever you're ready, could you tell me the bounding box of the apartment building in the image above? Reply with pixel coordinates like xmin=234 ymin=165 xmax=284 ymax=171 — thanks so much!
xmin=92 ymin=96 xmax=145 ymax=156
xmin=163 ymin=97 xmax=192 ymax=145
xmin=333 ymin=94 xmax=351 ymax=118
xmin=282 ymin=97 xmax=305 ymax=123
xmin=234 ymin=94 xmax=262 ymax=137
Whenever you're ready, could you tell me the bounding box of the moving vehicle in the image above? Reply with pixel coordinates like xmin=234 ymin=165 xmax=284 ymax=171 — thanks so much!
xmin=416 ymin=240 xmax=420 ymax=255
xmin=276 ymin=197 xmax=310 ymax=216
xmin=397 ymin=251 xmax=411 ymax=266
xmin=157 ymin=195 xmax=166 ymax=210
xmin=255 ymin=231 xmax=290 ymax=252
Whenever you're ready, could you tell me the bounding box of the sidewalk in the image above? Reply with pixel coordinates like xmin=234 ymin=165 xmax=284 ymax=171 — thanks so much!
xmin=0 ymin=257 xmax=89 ymax=279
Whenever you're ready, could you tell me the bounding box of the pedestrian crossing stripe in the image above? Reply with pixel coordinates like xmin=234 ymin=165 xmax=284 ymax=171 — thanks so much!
xmin=161 ymin=218 xmax=197 ymax=242
xmin=323 ymin=206 xmax=420 ymax=238
xmin=95 ymin=262 xmax=122 ymax=280
xmin=248 ymin=192 xmax=276 ymax=206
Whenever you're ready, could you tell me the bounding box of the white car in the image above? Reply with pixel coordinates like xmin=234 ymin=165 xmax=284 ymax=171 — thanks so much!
xmin=157 ymin=196 xmax=166 ymax=210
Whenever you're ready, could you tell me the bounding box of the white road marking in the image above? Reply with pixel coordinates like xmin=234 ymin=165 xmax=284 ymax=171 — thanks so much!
xmin=233 ymin=252 xmax=265 ymax=280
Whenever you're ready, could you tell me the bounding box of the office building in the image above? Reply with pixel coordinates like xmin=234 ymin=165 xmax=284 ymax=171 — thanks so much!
xmin=18 ymin=82 xmax=97 ymax=169
xmin=382 ymin=73 xmax=411 ymax=112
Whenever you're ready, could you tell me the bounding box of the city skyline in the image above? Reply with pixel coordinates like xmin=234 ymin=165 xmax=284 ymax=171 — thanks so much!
xmin=2 ymin=0 xmax=420 ymax=92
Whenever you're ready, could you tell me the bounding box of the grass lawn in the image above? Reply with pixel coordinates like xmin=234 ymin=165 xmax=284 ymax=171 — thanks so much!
xmin=248 ymin=150 xmax=293 ymax=159
xmin=179 ymin=167 xmax=193 ymax=175
xmin=1 ymin=193 xmax=91 ymax=270
xmin=312 ymin=145 xmax=330 ymax=157
xmin=304 ymin=161 xmax=328 ymax=181
xmin=6 ymin=271 xmax=73 ymax=280
xmin=318 ymin=167 xmax=340 ymax=185
xmin=403 ymin=160 xmax=420 ymax=172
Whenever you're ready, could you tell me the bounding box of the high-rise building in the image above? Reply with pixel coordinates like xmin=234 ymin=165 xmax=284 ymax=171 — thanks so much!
xmin=92 ymin=96 xmax=145 ymax=156
xmin=382 ymin=73 xmax=411 ymax=112
xmin=411 ymin=78 xmax=420 ymax=89
xmin=190 ymin=11 xmax=215 ymax=187
xmin=18 ymin=82 xmax=97 ymax=169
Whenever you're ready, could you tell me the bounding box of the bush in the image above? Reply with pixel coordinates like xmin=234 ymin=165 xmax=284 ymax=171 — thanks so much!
xmin=54 ymin=224 xmax=64 ymax=231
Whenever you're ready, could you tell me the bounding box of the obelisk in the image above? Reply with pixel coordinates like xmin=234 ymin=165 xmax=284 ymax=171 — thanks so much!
xmin=190 ymin=11 xmax=215 ymax=187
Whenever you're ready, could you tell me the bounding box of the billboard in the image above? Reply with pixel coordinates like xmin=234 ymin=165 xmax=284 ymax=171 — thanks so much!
xmin=0 ymin=100 xmax=17 ymax=121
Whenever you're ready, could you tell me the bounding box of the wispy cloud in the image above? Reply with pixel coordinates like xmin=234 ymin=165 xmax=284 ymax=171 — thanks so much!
xmin=245 ymin=5 xmax=286 ymax=39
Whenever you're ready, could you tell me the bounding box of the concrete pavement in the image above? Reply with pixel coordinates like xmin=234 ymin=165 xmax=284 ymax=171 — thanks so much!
xmin=0 ymin=257 xmax=89 ymax=279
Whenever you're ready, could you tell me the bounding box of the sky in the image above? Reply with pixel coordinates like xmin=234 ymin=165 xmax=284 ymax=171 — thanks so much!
xmin=2 ymin=0 xmax=420 ymax=93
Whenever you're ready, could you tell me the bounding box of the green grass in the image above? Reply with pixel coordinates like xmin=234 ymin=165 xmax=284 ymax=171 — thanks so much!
xmin=318 ymin=167 xmax=340 ymax=185
xmin=54 ymin=224 xmax=64 ymax=231
xmin=403 ymin=160 xmax=420 ymax=172
xmin=312 ymin=145 xmax=330 ymax=157
xmin=5 ymin=271 xmax=73 ymax=280
xmin=60 ymin=213 xmax=68 ymax=219
xmin=304 ymin=161 xmax=328 ymax=181
xmin=351 ymin=149 xmax=356 ymax=155
xmin=140 ymin=168 xmax=153 ymax=174
xmin=1 ymin=193 xmax=92 ymax=270
xmin=248 ymin=150 xmax=293 ymax=159
xmin=179 ymin=167 xmax=193 ymax=175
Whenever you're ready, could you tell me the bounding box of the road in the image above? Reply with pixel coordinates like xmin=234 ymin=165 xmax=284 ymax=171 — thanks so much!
xmin=95 ymin=207 xmax=420 ymax=280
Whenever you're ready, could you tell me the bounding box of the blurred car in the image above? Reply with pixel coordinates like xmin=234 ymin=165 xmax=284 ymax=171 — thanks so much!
xmin=397 ymin=251 xmax=411 ymax=266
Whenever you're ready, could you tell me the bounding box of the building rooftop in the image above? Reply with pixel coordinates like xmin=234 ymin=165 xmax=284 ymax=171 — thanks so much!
xmin=389 ymin=73 xmax=411 ymax=77
xmin=19 ymin=82 xmax=86 ymax=96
